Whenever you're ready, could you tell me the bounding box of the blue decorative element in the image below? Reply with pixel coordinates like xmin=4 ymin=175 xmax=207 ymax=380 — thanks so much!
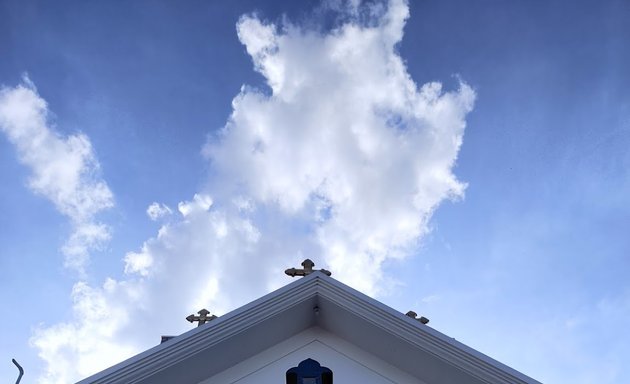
xmin=286 ymin=358 xmax=333 ymax=384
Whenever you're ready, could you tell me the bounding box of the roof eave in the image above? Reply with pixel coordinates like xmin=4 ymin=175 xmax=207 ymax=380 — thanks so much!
xmin=77 ymin=272 xmax=541 ymax=384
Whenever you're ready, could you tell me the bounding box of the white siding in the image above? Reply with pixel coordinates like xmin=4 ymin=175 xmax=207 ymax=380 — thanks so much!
xmin=200 ymin=327 xmax=425 ymax=384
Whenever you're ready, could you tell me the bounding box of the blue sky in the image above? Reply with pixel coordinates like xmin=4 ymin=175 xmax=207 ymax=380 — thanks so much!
xmin=1 ymin=0 xmax=629 ymax=383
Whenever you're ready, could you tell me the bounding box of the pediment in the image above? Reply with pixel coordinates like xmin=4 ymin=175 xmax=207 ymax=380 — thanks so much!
xmin=202 ymin=327 xmax=424 ymax=384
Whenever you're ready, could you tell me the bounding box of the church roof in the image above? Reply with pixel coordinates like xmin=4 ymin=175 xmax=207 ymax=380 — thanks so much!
xmin=77 ymin=271 xmax=541 ymax=384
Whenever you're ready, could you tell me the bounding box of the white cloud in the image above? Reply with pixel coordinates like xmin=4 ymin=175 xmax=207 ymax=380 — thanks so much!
xmin=146 ymin=202 xmax=173 ymax=221
xmin=30 ymin=0 xmax=476 ymax=381
xmin=206 ymin=0 xmax=475 ymax=293
xmin=31 ymin=280 xmax=139 ymax=384
xmin=0 ymin=76 xmax=114 ymax=272
xmin=177 ymin=193 xmax=213 ymax=216
xmin=123 ymin=245 xmax=154 ymax=277
xmin=32 ymin=195 xmax=278 ymax=383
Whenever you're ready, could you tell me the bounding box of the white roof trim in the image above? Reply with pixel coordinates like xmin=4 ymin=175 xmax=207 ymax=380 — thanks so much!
xmin=78 ymin=272 xmax=541 ymax=384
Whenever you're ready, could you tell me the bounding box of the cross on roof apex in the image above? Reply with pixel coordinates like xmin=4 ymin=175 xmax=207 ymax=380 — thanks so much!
xmin=285 ymin=258 xmax=331 ymax=277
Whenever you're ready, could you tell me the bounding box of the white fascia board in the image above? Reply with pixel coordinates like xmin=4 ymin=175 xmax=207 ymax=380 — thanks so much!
xmin=313 ymin=275 xmax=542 ymax=384
xmin=77 ymin=272 xmax=541 ymax=384
xmin=77 ymin=273 xmax=322 ymax=384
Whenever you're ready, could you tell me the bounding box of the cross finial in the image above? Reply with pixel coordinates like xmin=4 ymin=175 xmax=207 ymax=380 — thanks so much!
xmin=406 ymin=310 xmax=429 ymax=324
xmin=186 ymin=308 xmax=217 ymax=326
xmin=285 ymin=258 xmax=332 ymax=277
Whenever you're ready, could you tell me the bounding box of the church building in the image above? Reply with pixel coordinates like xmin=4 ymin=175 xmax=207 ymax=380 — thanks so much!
xmin=77 ymin=260 xmax=541 ymax=384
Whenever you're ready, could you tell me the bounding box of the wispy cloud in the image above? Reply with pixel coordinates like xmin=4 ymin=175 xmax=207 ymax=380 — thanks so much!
xmin=31 ymin=280 xmax=138 ymax=383
xmin=27 ymin=0 xmax=476 ymax=382
xmin=32 ymin=194 xmax=270 ymax=383
xmin=0 ymin=75 xmax=114 ymax=272
xmin=146 ymin=201 xmax=173 ymax=221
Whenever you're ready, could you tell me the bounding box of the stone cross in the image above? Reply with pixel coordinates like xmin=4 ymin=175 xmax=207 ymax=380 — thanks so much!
xmin=285 ymin=259 xmax=332 ymax=277
xmin=186 ymin=308 xmax=217 ymax=326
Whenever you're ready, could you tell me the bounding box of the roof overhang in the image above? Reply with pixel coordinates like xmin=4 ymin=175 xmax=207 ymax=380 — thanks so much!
xmin=78 ymin=272 xmax=541 ymax=384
